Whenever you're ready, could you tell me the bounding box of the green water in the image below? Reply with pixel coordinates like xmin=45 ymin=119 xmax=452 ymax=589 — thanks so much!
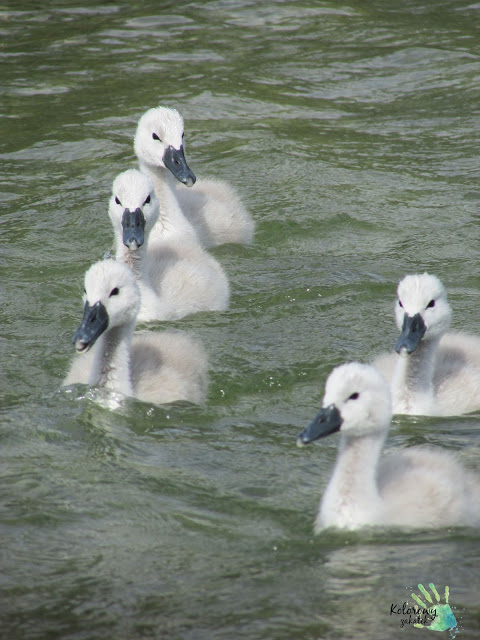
xmin=1 ymin=1 xmax=480 ymax=638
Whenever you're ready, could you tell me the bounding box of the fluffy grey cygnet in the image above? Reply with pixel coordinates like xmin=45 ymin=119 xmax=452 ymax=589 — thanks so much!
xmin=109 ymin=168 xmax=230 ymax=322
xmin=64 ymin=259 xmax=208 ymax=405
xmin=297 ymin=362 xmax=480 ymax=532
xmin=134 ymin=105 xmax=254 ymax=248
xmin=373 ymin=273 xmax=480 ymax=416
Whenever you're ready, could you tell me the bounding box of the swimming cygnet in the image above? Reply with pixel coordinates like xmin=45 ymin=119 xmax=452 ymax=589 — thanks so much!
xmin=373 ymin=273 xmax=480 ymax=416
xmin=134 ymin=105 xmax=254 ymax=248
xmin=297 ymin=362 xmax=480 ymax=532
xmin=108 ymin=168 xmax=230 ymax=323
xmin=64 ymin=259 xmax=208 ymax=405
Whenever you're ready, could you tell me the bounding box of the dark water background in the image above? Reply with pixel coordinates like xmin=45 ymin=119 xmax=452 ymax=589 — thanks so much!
xmin=1 ymin=1 xmax=479 ymax=638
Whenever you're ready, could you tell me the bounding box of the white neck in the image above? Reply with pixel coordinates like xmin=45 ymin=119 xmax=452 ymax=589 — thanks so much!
xmin=87 ymin=323 xmax=134 ymax=397
xmin=114 ymin=238 xmax=174 ymax=322
xmin=115 ymin=241 xmax=153 ymax=291
xmin=390 ymin=338 xmax=439 ymax=415
xmin=316 ymin=433 xmax=385 ymax=531
xmin=138 ymin=160 xmax=198 ymax=243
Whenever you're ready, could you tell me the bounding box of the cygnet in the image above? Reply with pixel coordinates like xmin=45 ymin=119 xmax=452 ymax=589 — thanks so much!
xmin=109 ymin=168 xmax=230 ymax=323
xmin=64 ymin=259 xmax=208 ymax=405
xmin=297 ymin=362 xmax=480 ymax=532
xmin=373 ymin=273 xmax=480 ymax=416
xmin=134 ymin=105 xmax=254 ymax=248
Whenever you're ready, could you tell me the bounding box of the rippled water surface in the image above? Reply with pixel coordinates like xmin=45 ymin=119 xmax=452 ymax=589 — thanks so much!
xmin=1 ymin=1 xmax=480 ymax=638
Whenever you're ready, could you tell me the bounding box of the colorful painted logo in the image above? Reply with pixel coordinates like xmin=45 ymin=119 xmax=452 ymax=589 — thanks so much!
xmin=411 ymin=583 xmax=457 ymax=632
xmin=390 ymin=583 xmax=458 ymax=633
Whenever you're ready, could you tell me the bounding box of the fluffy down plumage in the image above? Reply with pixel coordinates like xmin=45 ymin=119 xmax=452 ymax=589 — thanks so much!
xmin=297 ymin=362 xmax=480 ymax=532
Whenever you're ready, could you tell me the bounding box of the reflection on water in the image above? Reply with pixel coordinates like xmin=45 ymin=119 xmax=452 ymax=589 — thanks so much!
xmin=1 ymin=1 xmax=480 ymax=638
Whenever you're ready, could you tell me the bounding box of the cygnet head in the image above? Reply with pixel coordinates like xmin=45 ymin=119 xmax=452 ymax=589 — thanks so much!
xmin=109 ymin=169 xmax=159 ymax=250
xmin=72 ymin=260 xmax=141 ymax=353
xmin=134 ymin=106 xmax=196 ymax=187
xmin=297 ymin=363 xmax=392 ymax=446
xmin=394 ymin=273 xmax=451 ymax=356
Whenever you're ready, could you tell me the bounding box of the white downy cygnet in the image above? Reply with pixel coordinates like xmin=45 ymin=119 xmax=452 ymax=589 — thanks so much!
xmin=64 ymin=259 xmax=208 ymax=405
xmin=108 ymin=169 xmax=230 ymax=323
xmin=373 ymin=273 xmax=480 ymax=416
xmin=134 ymin=105 xmax=254 ymax=248
xmin=297 ymin=362 xmax=480 ymax=532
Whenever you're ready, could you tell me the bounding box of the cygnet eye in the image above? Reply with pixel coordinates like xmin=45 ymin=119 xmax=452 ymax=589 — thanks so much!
xmin=348 ymin=392 xmax=359 ymax=401
xmin=143 ymin=195 xmax=151 ymax=205
xmin=115 ymin=196 xmax=121 ymax=205
xmin=152 ymin=133 xmax=161 ymax=141
xmin=427 ymin=299 xmax=435 ymax=309
xmin=109 ymin=287 xmax=119 ymax=297
xmin=398 ymin=300 xmax=403 ymax=308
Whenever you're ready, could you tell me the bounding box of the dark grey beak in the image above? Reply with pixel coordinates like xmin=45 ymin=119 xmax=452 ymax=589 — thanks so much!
xmin=296 ymin=404 xmax=343 ymax=447
xmin=72 ymin=301 xmax=109 ymax=353
xmin=122 ymin=207 xmax=145 ymax=250
xmin=163 ymin=145 xmax=196 ymax=187
xmin=395 ymin=312 xmax=426 ymax=355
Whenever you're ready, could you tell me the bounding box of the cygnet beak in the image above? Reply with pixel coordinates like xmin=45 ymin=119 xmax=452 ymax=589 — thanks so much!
xmin=72 ymin=301 xmax=109 ymax=353
xmin=296 ymin=404 xmax=343 ymax=447
xmin=122 ymin=207 xmax=146 ymax=250
xmin=163 ymin=145 xmax=196 ymax=187
xmin=395 ymin=312 xmax=426 ymax=356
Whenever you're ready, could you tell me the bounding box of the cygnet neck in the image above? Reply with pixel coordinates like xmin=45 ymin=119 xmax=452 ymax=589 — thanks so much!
xmin=115 ymin=237 xmax=175 ymax=321
xmin=391 ymin=337 xmax=440 ymax=414
xmin=138 ymin=160 xmax=198 ymax=243
xmin=88 ymin=323 xmax=134 ymax=397
xmin=116 ymin=242 xmax=151 ymax=288
xmin=318 ymin=431 xmax=385 ymax=530
xmin=335 ymin=432 xmax=385 ymax=495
